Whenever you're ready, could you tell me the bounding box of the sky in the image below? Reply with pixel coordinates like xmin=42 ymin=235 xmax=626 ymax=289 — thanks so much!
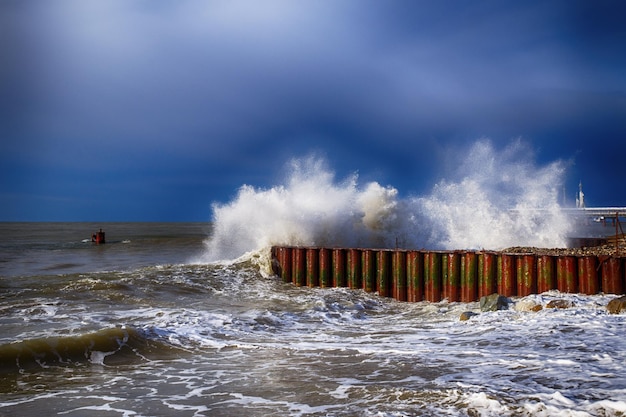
xmin=1 ymin=0 xmax=625 ymax=222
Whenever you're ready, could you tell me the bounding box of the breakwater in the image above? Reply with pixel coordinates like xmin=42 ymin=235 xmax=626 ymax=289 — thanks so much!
xmin=271 ymin=246 xmax=625 ymax=302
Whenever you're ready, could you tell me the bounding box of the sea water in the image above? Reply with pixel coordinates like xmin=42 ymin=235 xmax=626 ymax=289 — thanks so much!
xmin=1 ymin=141 xmax=625 ymax=416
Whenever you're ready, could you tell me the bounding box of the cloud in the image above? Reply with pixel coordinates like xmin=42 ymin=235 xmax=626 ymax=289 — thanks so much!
xmin=5 ymin=1 xmax=623 ymax=143
xmin=1 ymin=0 xmax=625 ymax=220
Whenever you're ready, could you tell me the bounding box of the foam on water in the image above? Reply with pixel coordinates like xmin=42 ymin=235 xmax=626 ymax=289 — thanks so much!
xmin=2 ymin=258 xmax=625 ymax=415
xmin=147 ymin=288 xmax=625 ymax=416
xmin=124 ymin=263 xmax=625 ymax=416
xmin=200 ymin=139 xmax=570 ymax=262
xmin=2 ymin=188 xmax=623 ymax=416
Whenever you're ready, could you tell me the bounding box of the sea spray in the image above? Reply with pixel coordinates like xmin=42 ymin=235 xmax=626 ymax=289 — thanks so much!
xmin=415 ymin=139 xmax=571 ymax=249
xmin=200 ymin=139 xmax=572 ymax=261
xmin=200 ymin=156 xmax=418 ymax=261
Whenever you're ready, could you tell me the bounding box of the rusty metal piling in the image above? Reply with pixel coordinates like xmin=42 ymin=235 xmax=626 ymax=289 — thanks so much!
xmin=271 ymin=246 xmax=626 ymax=303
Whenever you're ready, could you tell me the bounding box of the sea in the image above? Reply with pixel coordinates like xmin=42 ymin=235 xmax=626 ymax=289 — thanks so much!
xmin=2 ymin=143 xmax=626 ymax=416
xmin=1 ymin=222 xmax=625 ymax=417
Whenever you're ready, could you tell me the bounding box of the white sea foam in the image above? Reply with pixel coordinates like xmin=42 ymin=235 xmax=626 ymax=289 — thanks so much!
xmin=200 ymin=139 xmax=570 ymax=261
xmin=134 ymin=274 xmax=626 ymax=415
xmin=89 ymin=350 xmax=115 ymax=366
xmin=4 ymin=226 xmax=625 ymax=417
xmin=4 ymin=264 xmax=624 ymax=416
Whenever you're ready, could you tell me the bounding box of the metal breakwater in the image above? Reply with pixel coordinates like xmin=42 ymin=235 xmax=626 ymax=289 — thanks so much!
xmin=271 ymin=246 xmax=626 ymax=302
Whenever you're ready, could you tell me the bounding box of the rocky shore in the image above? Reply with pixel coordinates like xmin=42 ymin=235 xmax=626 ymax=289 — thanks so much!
xmin=501 ymin=244 xmax=625 ymax=257
xmin=459 ymin=293 xmax=626 ymax=321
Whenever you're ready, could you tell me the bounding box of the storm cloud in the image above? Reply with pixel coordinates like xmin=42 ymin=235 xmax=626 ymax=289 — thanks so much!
xmin=1 ymin=0 xmax=625 ymax=220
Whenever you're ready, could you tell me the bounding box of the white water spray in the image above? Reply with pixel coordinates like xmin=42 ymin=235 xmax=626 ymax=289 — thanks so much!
xmin=200 ymin=139 xmax=571 ymax=262
xmin=415 ymin=139 xmax=570 ymax=249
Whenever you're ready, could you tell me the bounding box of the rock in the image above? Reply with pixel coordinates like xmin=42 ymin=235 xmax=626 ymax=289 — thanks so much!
xmin=546 ymin=299 xmax=573 ymax=309
xmin=502 ymin=245 xmax=621 ymax=257
xmin=607 ymin=295 xmax=626 ymax=314
xmin=515 ymin=298 xmax=542 ymax=312
xmin=480 ymin=293 xmax=509 ymax=312
xmin=460 ymin=311 xmax=478 ymax=321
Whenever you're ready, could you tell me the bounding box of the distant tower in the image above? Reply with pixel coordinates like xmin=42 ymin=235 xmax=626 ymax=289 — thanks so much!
xmin=576 ymin=181 xmax=585 ymax=208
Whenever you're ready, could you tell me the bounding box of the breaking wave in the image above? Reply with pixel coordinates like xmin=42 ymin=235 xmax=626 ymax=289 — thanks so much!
xmin=0 ymin=327 xmax=179 ymax=373
xmin=200 ymin=139 xmax=570 ymax=261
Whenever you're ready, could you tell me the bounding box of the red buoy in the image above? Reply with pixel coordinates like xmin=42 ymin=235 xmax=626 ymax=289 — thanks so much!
xmin=92 ymin=228 xmax=106 ymax=244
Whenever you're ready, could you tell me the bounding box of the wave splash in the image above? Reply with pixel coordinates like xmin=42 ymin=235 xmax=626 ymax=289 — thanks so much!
xmin=417 ymin=139 xmax=570 ymax=250
xmin=201 ymin=139 xmax=570 ymax=261
xmin=0 ymin=327 xmax=179 ymax=373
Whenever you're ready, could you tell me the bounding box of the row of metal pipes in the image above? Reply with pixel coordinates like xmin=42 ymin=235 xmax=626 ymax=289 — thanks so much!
xmin=271 ymin=246 xmax=625 ymax=302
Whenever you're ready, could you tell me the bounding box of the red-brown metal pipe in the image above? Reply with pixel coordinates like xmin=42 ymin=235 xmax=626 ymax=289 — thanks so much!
xmin=275 ymin=247 xmax=293 ymax=283
xmin=478 ymin=251 xmax=497 ymax=298
xmin=516 ymin=254 xmax=536 ymax=297
xmin=347 ymin=248 xmax=362 ymax=290
xmin=406 ymin=251 xmax=424 ymax=302
xmin=306 ymin=248 xmax=319 ymax=287
xmin=498 ymin=253 xmax=516 ymax=297
xmin=601 ymin=256 xmax=624 ymax=295
xmin=306 ymin=248 xmax=320 ymax=287
xmin=424 ymin=251 xmax=442 ymax=302
xmin=536 ymin=255 xmax=556 ymax=293
xmin=377 ymin=250 xmax=392 ymax=298
xmin=318 ymin=248 xmax=332 ymax=288
xmin=362 ymin=249 xmax=376 ymax=292
xmin=292 ymin=247 xmax=306 ymax=286
xmin=578 ymin=255 xmax=599 ymax=295
xmin=392 ymin=250 xmax=408 ymax=302
xmin=332 ymin=249 xmax=346 ymax=287
xmin=556 ymin=256 xmax=577 ymax=294
xmin=461 ymin=251 xmax=478 ymax=302
xmin=442 ymin=251 xmax=460 ymax=302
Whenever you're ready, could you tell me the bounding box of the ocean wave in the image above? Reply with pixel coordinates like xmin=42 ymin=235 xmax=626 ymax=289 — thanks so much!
xmin=199 ymin=141 xmax=570 ymax=262
xmin=0 ymin=326 xmax=181 ymax=374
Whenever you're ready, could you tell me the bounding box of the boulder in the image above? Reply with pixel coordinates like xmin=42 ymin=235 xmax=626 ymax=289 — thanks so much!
xmin=546 ymin=299 xmax=573 ymax=309
xmin=459 ymin=311 xmax=478 ymax=321
xmin=515 ymin=298 xmax=543 ymax=312
xmin=607 ymin=295 xmax=626 ymax=314
xmin=480 ymin=293 xmax=509 ymax=312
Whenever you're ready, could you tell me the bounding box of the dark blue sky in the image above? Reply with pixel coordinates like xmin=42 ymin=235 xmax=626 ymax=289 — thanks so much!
xmin=1 ymin=0 xmax=625 ymax=221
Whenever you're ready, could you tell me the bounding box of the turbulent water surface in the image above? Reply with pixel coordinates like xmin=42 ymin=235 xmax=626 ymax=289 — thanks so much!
xmin=1 ymin=141 xmax=625 ymax=416
xmin=1 ymin=222 xmax=625 ymax=416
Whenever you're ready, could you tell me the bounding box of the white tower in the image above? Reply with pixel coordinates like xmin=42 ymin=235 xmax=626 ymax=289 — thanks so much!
xmin=576 ymin=181 xmax=585 ymax=208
